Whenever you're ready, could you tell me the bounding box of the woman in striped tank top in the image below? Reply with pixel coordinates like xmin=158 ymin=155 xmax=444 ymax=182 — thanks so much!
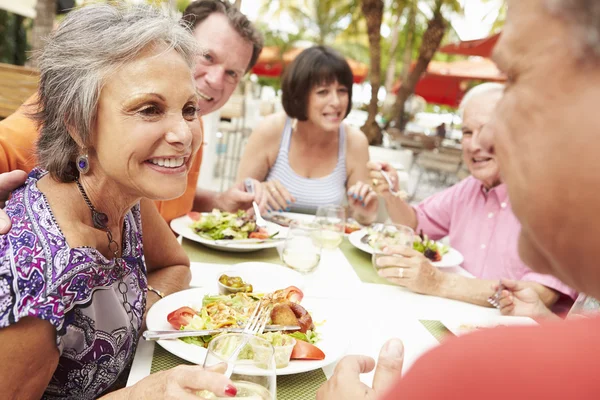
xmin=237 ymin=46 xmax=378 ymax=225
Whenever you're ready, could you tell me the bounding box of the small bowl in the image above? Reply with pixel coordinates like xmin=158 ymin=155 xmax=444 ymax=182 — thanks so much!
xmin=252 ymin=335 xmax=296 ymax=369
xmin=217 ymin=271 xmax=253 ymax=295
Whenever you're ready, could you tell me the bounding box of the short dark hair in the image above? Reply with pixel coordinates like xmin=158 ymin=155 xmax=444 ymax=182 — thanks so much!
xmin=182 ymin=0 xmax=263 ymax=72
xmin=281 ymin=46 xmax=353 ymax=121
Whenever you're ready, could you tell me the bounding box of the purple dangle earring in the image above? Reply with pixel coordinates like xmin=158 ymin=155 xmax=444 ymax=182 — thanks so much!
xmin=76 ymin=152 xmax=90 ymax=175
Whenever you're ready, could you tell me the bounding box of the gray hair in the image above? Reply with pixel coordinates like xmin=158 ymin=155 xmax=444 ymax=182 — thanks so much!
xmin=458 ymin=82 xmax=505 ymax=117
xmin=34 ymin=3 xmax=199 ymax=182
xmin=545 ymin=0 xmax=600 ymax=61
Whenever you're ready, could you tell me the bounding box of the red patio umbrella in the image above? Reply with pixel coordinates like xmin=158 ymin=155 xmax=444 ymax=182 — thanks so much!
xmin=392 ymin=58 xmax=506 ymax=108
xmin=438 ymin=32 xmax=501 ymax=58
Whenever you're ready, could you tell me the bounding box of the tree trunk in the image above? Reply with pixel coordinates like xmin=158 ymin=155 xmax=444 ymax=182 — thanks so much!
xmin=28 ymin=0 xmax=56 ymax=68
xmin=391 ymin=4 xmax=446 ymax=131
xmin=383 ymin=7 xmax=403 ymax=93
xmin=360 ymin=0 xmax=384 ymax=145
xmin=399 ymin=3 xmax=416 ymax=83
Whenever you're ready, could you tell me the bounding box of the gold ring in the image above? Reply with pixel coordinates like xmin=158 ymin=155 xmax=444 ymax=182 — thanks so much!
xmin=269 ymin=188 xmax=277 ymax=193
xmin=372 ymin=178 xmax=379 ymax=186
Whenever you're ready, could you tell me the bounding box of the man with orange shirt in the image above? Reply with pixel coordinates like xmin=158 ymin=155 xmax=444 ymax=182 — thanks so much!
xmin=317 ymin=0 xmax=600 ymax=398
xmin=0 ymin=0 xmax=265 ymax=225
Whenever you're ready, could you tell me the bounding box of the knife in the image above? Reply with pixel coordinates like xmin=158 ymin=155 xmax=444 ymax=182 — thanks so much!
xmin=143 ymin=325 xmax=301 ymax=341
xmin=212 ymin=238 xmax=284 ymax=245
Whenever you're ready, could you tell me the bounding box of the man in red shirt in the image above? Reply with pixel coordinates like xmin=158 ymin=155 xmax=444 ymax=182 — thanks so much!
xmin=318 ymin=0 xmax=600 ymax=398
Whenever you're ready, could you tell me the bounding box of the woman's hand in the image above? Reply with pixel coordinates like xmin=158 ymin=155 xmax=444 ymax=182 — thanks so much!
xmin=367 ymin=161 xmax=400 ymax=196
xmin=375 ymin=246 xmax=443 ymax=295
xmin=0 ymin=170 xmax=28 ymax=234
xmin=261 ymin=179 xmax=295 ymax=212
xmin=123 ymin=364 xmax=237 ymax=400
xmin=494 ymin=279 xmax=553 ymax=318
xmin=347 ymin=181 xmax=378 ymax=223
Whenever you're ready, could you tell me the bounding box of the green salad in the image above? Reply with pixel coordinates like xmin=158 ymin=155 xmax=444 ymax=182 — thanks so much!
xmin=190 ymin=209 xmax=258 ymax=240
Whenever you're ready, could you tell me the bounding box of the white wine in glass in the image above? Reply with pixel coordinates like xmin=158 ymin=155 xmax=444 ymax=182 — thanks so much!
xmin=201 ymin=334 xmax=276 ymax=399
xmin=314 ymin=205 xmax=345 ymax=249
xmin=281 ymin=221 xmax=322 ymax=274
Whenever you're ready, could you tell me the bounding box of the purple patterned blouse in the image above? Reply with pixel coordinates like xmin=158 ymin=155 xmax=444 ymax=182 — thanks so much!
xmin=0 ymin=169 xmax=148 ymax=399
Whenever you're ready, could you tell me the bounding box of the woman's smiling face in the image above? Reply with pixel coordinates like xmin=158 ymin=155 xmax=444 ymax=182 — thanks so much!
xmin=91 ymin=46 xmax=202 ymax=201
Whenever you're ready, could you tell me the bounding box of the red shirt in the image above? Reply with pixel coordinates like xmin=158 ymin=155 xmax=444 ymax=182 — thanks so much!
xmin=382 ymin=316 xmax=600 ymax=399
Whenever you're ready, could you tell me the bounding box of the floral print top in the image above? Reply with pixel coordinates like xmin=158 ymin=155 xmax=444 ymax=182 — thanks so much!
xmin=0 ymin=169 xmax=147 ymax=399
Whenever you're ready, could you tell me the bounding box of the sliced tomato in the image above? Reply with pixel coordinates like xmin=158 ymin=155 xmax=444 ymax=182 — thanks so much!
xmin=249 ymin=231 xmax=270 ymax=239
xmin=187 ymin=212 xmax=202 ymax=221
xmin=283 ymin=286 xmax=304 ymax=303
xmin=167 ymin=306 xmax=196 ymax=330
xmin=290 ymin=340 xmax=325 ymax=360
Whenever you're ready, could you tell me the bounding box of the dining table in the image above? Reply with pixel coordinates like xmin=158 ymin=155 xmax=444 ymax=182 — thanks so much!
xmin=126 ymin=212 xmax=507 ymax=399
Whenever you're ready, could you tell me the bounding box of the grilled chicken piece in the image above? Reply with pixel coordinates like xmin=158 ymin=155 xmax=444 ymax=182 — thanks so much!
xmin=271 ymin=303 xmax=314 ymax=333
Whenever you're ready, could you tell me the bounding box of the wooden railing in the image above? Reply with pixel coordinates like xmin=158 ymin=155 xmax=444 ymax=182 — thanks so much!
xmin=0 ymin=63 xmax=39 ymax=119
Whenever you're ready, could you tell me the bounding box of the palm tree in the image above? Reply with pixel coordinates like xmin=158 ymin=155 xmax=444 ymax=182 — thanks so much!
xmin=389 ymin=0 xmax=461 ymax=131
xmin=27 ymin=0 xmax=55 ymax=68
xmin=360 ymin=0 xmax=384 ymax=145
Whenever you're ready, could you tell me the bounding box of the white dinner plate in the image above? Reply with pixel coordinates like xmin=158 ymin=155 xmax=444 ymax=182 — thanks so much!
xmin=440 ymin=316 xmax=537 ymax=336
xmin=170 ymin=214 xmax=287 ymax=253
xmin=191 ymin=262 xmax=305 ymax=293
xmin=348 ymin=229 xmax=464 ymax=268
xmin=146 ymin=288 xmax=349 ymax=375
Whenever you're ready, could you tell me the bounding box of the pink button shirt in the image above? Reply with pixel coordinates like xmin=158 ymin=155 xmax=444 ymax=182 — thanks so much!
xmin=414 ymin=176 xmax=576 ymax=299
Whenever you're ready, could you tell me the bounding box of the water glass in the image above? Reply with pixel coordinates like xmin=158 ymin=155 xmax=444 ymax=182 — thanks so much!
xmin=314 ymin=205 xmax=345 ymax=249
xmin=369 ymin=223 xmax=415 ymax=274
xmin=281 ymin=220 xmax=322 ymax=274
xmin=201 ymin=333 xmax=276 ymax=399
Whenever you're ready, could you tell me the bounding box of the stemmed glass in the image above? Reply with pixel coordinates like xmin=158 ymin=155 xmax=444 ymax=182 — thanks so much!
xmin=281 ymin=220 xmax=322 ymax=274
xmin=201 ymin=333 xmax=276 ymax=399
xmin=370 ymin=223 xmax=415 ymax=277
xmin=314 ymin=205 xmax=345 ymax=249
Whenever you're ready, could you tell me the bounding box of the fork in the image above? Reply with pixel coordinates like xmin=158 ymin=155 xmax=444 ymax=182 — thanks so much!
xmin=487 ymin=282 xmax=506 ymax=308
xmin=223 ymin=300 xmax=271 ymax=378
xmin=380 ymin=170 xmax=407 ymax=199
xmin=244 ymin=178 xmax=268 ymax=229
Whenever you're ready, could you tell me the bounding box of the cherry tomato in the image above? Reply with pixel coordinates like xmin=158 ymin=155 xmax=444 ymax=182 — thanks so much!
xmin=283 ymin=286 xmax=304 ymax=303
xmin=167 ymin=306 xmax=196 ymax=330
xmin=187 ymin=212 xmax=202 ymax=221
xmin=249 ymin=231 xmax=270 ymax=239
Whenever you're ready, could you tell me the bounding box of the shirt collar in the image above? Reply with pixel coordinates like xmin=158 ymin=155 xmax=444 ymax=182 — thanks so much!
xmin=480 ymin=182 xmax=510 ymax=204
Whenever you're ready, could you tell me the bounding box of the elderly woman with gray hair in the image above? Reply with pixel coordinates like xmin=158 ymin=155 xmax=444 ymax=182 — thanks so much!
xmin=366 ymin=82 xmax=575 ymax=310
xmin=0 ymin=4 xmax=237 ymax=399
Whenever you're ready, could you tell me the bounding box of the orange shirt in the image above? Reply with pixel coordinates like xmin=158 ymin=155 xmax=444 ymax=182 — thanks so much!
xmin=383 ymin=316 xmax=600 ymax=399
xmin=0 ymin=96 xmax=203 ymax=223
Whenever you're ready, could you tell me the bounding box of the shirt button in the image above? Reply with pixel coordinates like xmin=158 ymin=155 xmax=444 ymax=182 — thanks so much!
xmin=501 ymin=202 xmax=507 ymax=208
xmin=488 ymin=212 xmax=494 ymax=218
xmin=481 ymin=244 xmax=487 ymax=249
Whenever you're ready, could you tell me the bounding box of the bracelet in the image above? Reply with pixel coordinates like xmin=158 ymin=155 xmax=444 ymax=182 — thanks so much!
xmin=147 ymin=285 xmax=165 ymax=299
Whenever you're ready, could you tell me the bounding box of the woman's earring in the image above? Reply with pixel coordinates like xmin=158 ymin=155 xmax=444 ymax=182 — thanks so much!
xmin=76 ymin=153 xmax=90 ymax=174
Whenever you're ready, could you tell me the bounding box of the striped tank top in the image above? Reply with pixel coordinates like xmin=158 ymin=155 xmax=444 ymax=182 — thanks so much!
xmin=266 ymin=118 xmax=347 ymax=214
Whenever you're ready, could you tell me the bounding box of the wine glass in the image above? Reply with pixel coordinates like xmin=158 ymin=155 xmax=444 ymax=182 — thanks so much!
xmin=369 ymin=223 xmax=415 ymax=276
xmin=201 ymin=333 xmax=276 ymax=399
xmin=281 ymin=220 xmax=322 ymax=274
xmin=314 ymin=204 xmax=345 ymax=249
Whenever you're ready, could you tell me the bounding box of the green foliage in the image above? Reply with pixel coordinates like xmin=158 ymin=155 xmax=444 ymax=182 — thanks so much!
xmin=0 ymin=11 xmax=29 ymax=66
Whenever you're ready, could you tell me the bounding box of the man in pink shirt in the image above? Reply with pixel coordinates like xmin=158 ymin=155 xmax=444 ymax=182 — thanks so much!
xmin=368 ymin=83 xmax=575 ymax=309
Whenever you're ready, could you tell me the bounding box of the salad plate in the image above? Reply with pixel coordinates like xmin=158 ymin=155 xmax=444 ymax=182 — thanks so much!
xmin=348 ymin=228 xmax=464 ymax=268
xmin=145 ymin=288 xmax=350 ymax=375
xmin=170 ymin=211 xmax=287 ymax=252
xmin=440 ymin=316 xmax=537 ymax=336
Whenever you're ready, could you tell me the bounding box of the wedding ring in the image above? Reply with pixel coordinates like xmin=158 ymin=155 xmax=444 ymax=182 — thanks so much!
xmin=269 ymin=188 xmax=277 ymax=193
xmin=398 ymin=268 xmax=404 ymax=278
xmin=372 ymin=178 xmax=379 ymax=186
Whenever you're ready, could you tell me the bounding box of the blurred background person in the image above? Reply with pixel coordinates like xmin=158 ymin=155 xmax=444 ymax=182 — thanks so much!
xmin=368 ymin=83 xmax=575 ymax=309
xmin=237 ymin=45 xmax=378 ymax=225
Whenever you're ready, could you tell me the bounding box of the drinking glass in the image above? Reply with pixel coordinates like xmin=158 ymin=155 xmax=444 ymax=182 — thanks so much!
xmin=370 ymin=223 xmax=415 ymax=275
xmin=281 ymin=220 xmax=322 ymax=274
xmin=201 ymin=333 xmax=276 ymax=399
xmin=314 ymin=205 xmax=345 ymax=249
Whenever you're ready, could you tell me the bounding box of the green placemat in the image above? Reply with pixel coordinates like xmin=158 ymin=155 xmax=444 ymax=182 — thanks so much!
xmin=339 ymin=239 xmax=394 ymax=286
xmin=150 ymin=345 xmax=326 ymax=400
xmin=419 ymin=320 xmax=454 ymax=343
xmin=183 ymin=238 xmax=282 ymax=265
